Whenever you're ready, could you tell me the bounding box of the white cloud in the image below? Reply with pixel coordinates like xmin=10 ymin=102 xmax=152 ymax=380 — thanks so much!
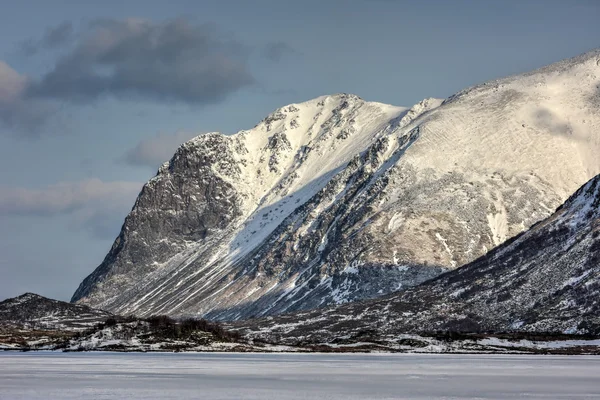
xmin=0 ymin=61 xmax=28 ymax=102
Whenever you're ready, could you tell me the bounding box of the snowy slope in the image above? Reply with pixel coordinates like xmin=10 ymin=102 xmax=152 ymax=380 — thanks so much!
xmin=73 ymin=49 xmax=600 ymax=320
xmin=234 ymin=174 xmax=600 ymax=342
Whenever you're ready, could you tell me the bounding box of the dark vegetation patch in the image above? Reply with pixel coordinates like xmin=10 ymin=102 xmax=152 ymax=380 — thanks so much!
xmin=144 ymin=315 xmax=242 ymax=342
xmin=2 ymin=314 xmax=244 ymax=352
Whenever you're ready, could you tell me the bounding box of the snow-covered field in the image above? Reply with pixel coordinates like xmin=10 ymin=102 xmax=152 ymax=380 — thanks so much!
xmin=1 ymin=353 xmax=599 ymax=399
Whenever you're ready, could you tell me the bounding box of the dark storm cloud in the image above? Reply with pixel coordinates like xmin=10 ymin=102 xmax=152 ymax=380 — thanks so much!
xmin=262 ymin=41 xmax=296 ymax=62
xmin=26 ymin=18 xmax=255 ymax=104
xmin=21 ymin=21 xmax=74 ymax=55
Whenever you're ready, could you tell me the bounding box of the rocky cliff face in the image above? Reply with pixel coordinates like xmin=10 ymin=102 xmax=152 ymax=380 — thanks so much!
xmin=234 ymin=174 xmax=600 ymax=342
xmin=73 ymin=50 xmax=600 ymax=320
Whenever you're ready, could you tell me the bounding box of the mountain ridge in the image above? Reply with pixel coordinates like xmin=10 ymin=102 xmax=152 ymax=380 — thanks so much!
xmin=73 ymin=49 xmax=600 ymax=320
xmin=232 ymin=173 xmax=600 ymax=342
xmin=0 ymin=293 xmax=111 ymax=331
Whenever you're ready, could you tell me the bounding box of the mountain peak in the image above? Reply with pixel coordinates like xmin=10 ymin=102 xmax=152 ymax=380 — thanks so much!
xmin=3 ymin=292 xmax=47 ymax=304
xmin=17 ymin=292 xmax=42 ymax=299
xmin=72 ymin=51 xmax=600 ymax=320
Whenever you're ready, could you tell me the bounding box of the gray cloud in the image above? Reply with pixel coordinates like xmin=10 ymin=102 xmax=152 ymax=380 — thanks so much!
xmin=69 ymin=208 xmax=134 ymax=240
xmin=43 ymin=21 xmax=74 ymax=47
xmin=84 ymin=212 xmax=125 ymax=239
xmin=27 ymin=18 xmax=254 ymax=104
xmin=21 ymin=21 xmax=73 ymax=56
xmin=0 ymin=179 xmax=141 ymax=216
xmin=2 ymin=18 xmax=259 ymax=137
xmin=0 ymin=61 xmax=58 ymax=136
xmin=262 ymin=41 xmax=296 ymax=62
xmin=0 ymin=179 xmax=142 ymax=239
xmin=123 ymin=131 xmax=199 ymax=169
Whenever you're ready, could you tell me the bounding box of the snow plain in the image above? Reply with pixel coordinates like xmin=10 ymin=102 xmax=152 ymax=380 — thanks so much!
xmin=1 ymin=352 xmax=599 ymax=399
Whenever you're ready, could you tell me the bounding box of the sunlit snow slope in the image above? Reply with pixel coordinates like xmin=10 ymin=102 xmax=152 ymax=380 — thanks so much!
xmin=73 ymin=49 xmax=600 ymax=320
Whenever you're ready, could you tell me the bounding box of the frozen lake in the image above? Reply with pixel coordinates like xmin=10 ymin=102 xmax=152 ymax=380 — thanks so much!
xmin=1 ymin=352 xmax=599 ymax=399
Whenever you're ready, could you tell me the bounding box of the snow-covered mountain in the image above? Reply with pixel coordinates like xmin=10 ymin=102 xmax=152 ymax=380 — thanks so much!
xmin=72 ymin=49 xmax=600 ymax=320
xmin=234 ymin=173 xmax=600 ymax=342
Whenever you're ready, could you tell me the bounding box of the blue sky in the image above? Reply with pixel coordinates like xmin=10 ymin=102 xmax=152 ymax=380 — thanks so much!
xmin=1 ymin=0 xmax=599 ymax=301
